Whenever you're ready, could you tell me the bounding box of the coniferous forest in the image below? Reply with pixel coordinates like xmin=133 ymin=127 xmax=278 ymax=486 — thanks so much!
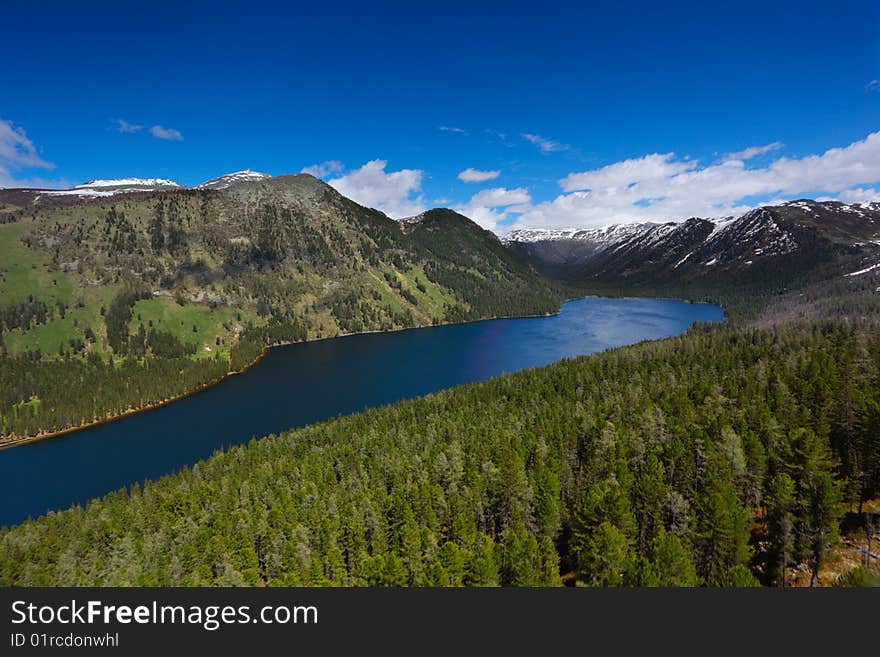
xmin=2 ymin=316 xmax=878 ymax=586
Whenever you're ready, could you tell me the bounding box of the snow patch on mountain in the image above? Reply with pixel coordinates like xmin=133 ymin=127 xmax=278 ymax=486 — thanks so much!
xmin=502 ymin=228 xmax=582 ymax=243
xmin=845 ymin=262 xmax=880 ymax=277
xmin=674 ymin=251 xmax=693 ymax=268
xmin=74 ymin=178 xmax=181 ymax=189
xmin=41 ymin=178 xmax=182 ymax=198
xmin=42 ymin=189 xmax=125 ymax=198
xmin=503 ymin=223 xmax=657 ymax=245
xmin=399 ymin=212 xmax=430 ymax=225
xmin=196 ymin=170 xmax=271 ymax=189
xmin=709 ymin=216 xmax=737 ymax=237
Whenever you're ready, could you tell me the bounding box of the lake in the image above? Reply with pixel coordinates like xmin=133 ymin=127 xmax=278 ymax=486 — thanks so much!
xmin=0 ymin=296 xmax=723 ymax=527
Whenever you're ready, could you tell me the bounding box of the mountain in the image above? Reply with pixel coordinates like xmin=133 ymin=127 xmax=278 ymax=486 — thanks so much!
xmin=0 ymin=177 xmax=183 ymax=208
xmin=0 ymin=171 xmax=560 ymax=349
xmin=505 ymin=200 xmax=880 ymax=305
xmin=0 ymin=170 xmax=272 ymax=205
xmin=42 ymin=178 xmax=182 ymax=198
xmin=502 ymin=223 xmax=658 ymax=278
xmin=72 ymin=178 xmax=181 ymax=190
xmin=0 ymin=172 xmax=561 ymax=442
xmin=195 ymin=169 xmax=271 ymax=190
xmin=504 ymin=223 xmax=659 ymax=244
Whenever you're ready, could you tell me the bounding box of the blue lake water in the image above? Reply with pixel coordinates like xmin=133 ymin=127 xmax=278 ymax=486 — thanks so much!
xmin=0 ymin=296 xmax=723 ymax=527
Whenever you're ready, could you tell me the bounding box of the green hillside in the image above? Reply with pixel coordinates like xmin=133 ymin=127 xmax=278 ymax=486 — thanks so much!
xmin=0 ymin=178 xmax=563 ymax=442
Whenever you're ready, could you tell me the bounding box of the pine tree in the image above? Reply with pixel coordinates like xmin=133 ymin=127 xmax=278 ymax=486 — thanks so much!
xmin=785 ymin=428 xmax=842 ymax=586
xmin=694 ymin=450 xmax=751 ymax=586
xmin=803 ymin=472 xmax=841 ymax=587
xmin=576 ymin=521 xmax=631 ymax=587
xmin=764 ymin=472 xmax=795 ymax=586
xmin=466 ymin=535 xmax=500 ymax=587
xmin=501 ymin=528 xmax=542 ymax=586
xmin=650 ymin=529 xmax=698 ymax=587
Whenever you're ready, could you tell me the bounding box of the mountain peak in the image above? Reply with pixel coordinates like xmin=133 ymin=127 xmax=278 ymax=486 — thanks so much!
xmin=507 ymin=198 xmax=880 ymax=286
xmin=196 ymin=169 xmax=271 ymax=190
xmin=400 ymin=208 xmax=460 ymax=223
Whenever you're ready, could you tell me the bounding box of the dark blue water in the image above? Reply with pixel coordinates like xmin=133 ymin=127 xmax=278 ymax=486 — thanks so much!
xmin=0 ymin=297 xmax=723 ymax=527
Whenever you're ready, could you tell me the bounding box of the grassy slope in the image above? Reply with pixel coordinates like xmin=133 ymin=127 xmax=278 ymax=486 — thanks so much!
xmin=0 ymin=184 xmax=563 ymax=440
xmin=1 ymin=186 xmax=559 ymax=358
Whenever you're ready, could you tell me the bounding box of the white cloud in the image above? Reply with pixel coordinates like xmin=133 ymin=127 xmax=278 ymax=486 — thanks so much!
xmin=150 ymin=125 xmax=183 ymax=141
xmin=438 ymin=125 xmax=468 ymax=135
xmin=114 ymin=118 xmax=143 ymax=133
xmin=455 ymin=187 xmax=532 ymax=232
xmin=867 ymin=80 xmax=880 ymax=93
xmin=513 ymin=131 xmax=880 ymax=230
xmin=0 ymin=172 xmax=68 ymax=190
xmin=301 ymin=160 xmax=345 ymax=178
xmin=723 ymin=141 xmax=783 ymax=162
xmin=561 ymin=153 xmax=695 ymax=193
xmin=458 ymin=167 xmax=500 ymax=183
xmin=523 ymin=133 xmax=569 ymax=153
xmin=826 ymin=187 xmax=880 ymax=204
xmin=328 ymin=159 xmax=425 ymax=219
xmin=467 ymin=187 xmax=531 ymax=207
xmin=0 ymin=117 xmax=66 ymax=189
xmin=0 ymin=118 xmax=53 ymax=170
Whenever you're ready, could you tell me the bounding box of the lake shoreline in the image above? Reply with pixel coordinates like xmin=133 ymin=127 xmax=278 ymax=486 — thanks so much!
xmin=0 ymin=293 xmax=726 ymax=452
xmin=0 ymin=307 xmax=562 ymax=451
xmin=0 ymin=295 xmax=726 ymax=527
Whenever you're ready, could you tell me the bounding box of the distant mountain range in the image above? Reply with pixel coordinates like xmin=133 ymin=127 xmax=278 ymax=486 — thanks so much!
xmin=3 ymin=169 xmax=878 ymax=311
xmin=0 ymin=170 xmax=272 ymax=200
xmin=504 ymin=200 xmax=880 ymax=294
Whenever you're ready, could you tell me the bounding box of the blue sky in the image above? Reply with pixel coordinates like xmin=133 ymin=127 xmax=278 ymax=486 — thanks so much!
xmin=2 ymin=0 xmax=879 ymax=231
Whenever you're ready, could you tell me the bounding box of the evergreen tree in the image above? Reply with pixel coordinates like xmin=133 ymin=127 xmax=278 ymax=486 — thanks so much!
xmin=764 ymin=472 xmax=796 ymax=586
xmin=650 ymin=530 xmax=698 ymax=587
xmin=694 ymin=450 xmax=751 ymax=586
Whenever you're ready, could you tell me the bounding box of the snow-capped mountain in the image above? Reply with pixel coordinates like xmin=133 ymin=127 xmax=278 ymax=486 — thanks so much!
xmin=75 ymin=178 xmax=181 ymax=189
xmin=505 ymin=199 xmax=880 ymax=285
xmin=196 ymin=169 xmax=271 ymax=190
xmin=503 ymin=223 xmax=658 ymax=245
xmin=16 ymin=171 xmax=272 ymax=201
xmin=42 ymin=178 xmax=182 ymax=198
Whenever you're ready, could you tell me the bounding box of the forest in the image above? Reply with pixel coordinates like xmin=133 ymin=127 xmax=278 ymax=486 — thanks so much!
xmin=2 ymin=318 xmax=878 ymax=586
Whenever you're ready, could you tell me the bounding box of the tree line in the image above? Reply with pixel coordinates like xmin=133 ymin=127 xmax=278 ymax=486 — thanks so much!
xmin=2 ymin=319 xmax=877 ymax=586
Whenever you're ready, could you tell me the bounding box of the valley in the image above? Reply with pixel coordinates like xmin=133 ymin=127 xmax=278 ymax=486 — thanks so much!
xmin=1 ymin=176 xmax=879 ymax=588
xmin=505 ymin=199 xmax=880 ymax=319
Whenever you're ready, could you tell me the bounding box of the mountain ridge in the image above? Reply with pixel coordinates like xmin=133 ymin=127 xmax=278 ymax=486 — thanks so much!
xmin=0 ymin=172 xmax=562 ymax=442
xmin=504 ymin=199 xmax=880 ymax=299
